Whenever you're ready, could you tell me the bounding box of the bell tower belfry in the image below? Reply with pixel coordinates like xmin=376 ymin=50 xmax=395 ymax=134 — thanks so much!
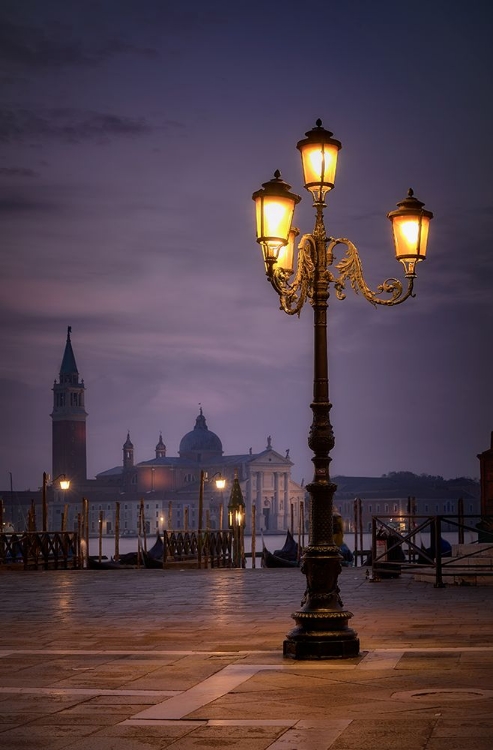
xmin=51 ymin=326 xmax=87 ymax=483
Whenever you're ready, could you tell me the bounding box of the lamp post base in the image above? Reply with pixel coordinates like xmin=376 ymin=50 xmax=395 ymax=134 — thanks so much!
xmin=283 ymin=627 xmax=360 ymax=660
xmin=282 ymin=547 xmax=360 ymax=660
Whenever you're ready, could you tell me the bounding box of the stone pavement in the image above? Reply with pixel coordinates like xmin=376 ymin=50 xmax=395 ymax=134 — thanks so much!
xmin=0 ymin=566 xmax=492 ymax=749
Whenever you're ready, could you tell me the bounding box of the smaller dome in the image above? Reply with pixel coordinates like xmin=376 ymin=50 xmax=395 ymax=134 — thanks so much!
xmin=123 ymin=432 xmax=133 ymax=449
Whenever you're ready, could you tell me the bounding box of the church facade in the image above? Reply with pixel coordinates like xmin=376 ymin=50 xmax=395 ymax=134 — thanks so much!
xmin=48 ymin=329 xmax=306 ymax=535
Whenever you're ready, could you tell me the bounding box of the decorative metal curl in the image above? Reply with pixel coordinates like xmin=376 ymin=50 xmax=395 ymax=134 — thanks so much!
xmin=329 ymin=238 xmax=415 ymax=306
xmin=270 ymin=234 xmax=316 ymax=315
xmin=269 ymin=234 xmax=415 ymax=313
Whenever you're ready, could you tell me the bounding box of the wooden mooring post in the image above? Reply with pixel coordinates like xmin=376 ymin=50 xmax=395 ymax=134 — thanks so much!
xmin=251 ymin=503 xmax=256 ymax=569
xmin=61 ymin=504 xmax=69 ymax=532
xmin=77 ymin=513 xmax=82 ymax=567
xmin=98 ymin=510 xmax=104 ymax=562
xmin=83 ymin=497 xmax=89 ymax=567
xmin=114 ymin=502 xmax=120 ymax=561
xmin=353 ymin=498 xmax=363 ymax=567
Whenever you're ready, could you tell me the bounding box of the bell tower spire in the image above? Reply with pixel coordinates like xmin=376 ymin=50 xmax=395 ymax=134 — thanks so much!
xmin=51 ymin=326 xmax=87 ymax=483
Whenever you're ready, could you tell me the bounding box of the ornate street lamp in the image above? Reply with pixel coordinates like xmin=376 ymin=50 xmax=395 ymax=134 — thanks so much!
xmin=41 ymin=472 xmax=70 ymax=532
xmin=227 ymin=470 xmax=246 ymax=567
xmin=253 ymin=120 xmax=433 ymax=659
xmin=198 ymin=471 xmax=226 ymax=568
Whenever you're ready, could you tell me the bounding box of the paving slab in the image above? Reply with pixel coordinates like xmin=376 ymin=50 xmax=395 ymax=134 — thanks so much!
xmin=0 ymin=567 xmax=493 ymax=749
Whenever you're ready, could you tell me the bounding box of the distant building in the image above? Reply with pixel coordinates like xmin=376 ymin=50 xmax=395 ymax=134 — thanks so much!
xmin=89 ymin=412 xmax=305 ymax=536
xmin=1 ymin=328 xmax=305 ymax=535
xmin=0 ymin=329 xmax=483 ymax=538
xmin=51 ymin=326 xmax=87 ymax=483
xmin=477 ymin=432 xmax=493 ymax=518
xmin=333 ymin=472 xmax=480 ymax=533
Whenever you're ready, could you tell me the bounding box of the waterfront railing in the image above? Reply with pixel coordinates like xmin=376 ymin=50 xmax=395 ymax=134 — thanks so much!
xmin=0 ymin=531 xmax=80 ymax=570
xmin=368 ymin=514 xmax=493 ymax=586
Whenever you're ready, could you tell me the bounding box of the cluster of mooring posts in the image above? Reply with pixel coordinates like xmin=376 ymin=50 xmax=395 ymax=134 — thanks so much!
xmin=0 ymin=491 xmax=308 ymax=571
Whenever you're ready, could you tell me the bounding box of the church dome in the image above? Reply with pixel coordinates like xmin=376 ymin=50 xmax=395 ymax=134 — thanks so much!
xmin=179 ymin=408 xmax=223 ymax=461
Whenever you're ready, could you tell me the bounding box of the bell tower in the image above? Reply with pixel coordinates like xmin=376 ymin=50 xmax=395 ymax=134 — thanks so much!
xmin=51 ymin=326 xmax=87 ymax=483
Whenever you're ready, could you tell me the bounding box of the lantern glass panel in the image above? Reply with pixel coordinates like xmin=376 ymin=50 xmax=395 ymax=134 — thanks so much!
xmin=299 ymin=142 xmax=339 ymax=202
xmin=276 ymin=229 xmax=297 ymax=273
xmin=393 ymin=214 xmax=430 ymax=261
xmin=255 ymin=194 xmax=295 ymax=246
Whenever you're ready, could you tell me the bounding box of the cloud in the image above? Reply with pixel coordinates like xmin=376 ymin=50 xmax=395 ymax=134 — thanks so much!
xmin=0 ymin=192 xmax=56 ymax=213
xmin=0 ymin=107 xmax=156 ymax=144
xmin=0 ymin=17 xmax=157 ymax=70
xmin=0 ymin=166 xmax=38 ymax=177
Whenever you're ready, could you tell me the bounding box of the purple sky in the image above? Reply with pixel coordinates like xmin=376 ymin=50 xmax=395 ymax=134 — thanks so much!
xmin=1 ymin=0 xmax=492 ymax=492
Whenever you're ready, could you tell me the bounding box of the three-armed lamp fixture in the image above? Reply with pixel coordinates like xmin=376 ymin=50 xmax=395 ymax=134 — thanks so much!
xmin=252 ymin=120 xmax=433 ymax=660
xmin=253 ymin=120 xmax=432 ymax=308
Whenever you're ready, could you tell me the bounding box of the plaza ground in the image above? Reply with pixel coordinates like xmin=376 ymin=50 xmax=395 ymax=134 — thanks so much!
xmin=0 ymin=566 xmax=492 ymax=749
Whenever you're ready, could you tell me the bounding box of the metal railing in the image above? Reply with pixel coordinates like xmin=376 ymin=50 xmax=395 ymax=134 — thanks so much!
xmin=369 ymin=515 xmax=493 ymax=587
xmin=161 ymin=529 xmax=234 ymax=568
xmin=0 ymin=532 xmax=80 ymax=570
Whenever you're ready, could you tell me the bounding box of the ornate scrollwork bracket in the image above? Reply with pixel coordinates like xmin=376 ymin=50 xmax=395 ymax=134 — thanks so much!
xmin=268 ymin=234 xmax=415 ymax=313
xmin=269 ymin=234 xmax=317 ymax=316
xmin=329 ymin=237 xmax=415 ymax=307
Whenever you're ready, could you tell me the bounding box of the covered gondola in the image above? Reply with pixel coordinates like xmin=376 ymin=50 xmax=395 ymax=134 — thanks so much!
xmin=262 ymin=547 xmax=299 ymax=568
xmin=273 ymin=529 xmax=299 ymax=562
xmin=117 ymin=532 xmax=164 ymax=567
xmin=147 ymin=532 xmax=164 ymax=559
xmin=142 ymin=549 xmax=164 ymax=568
xmin=262 ymin=529 xmax=354 ymax=569
xmin=262 ymin=530 xmax=300 ymax=568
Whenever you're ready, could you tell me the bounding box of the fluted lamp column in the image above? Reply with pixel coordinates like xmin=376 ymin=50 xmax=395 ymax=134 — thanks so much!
xmin=253 ymin=120 xmax=433 ymax=659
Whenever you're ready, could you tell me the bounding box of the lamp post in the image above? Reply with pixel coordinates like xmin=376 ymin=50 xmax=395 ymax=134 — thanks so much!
xmin=198 ymin=470 xmax=226 ymax=569
xmin=42 ymin=472 xmax=70 ymax=532
xmin=252 ymin=120 xmax=433 ymax=659
xmin=227 ymin=470 xmax=246 ymax=568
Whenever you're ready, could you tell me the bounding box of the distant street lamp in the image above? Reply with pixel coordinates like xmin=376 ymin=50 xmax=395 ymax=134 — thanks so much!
xmin=198 ymin=470 xmax=226 ymax=569
xmin=42 ymin=472 xmax=70 ymax=532
xmin=227 ymin=470 xmax=246 ymax=567
xmin=252 ymin=120 xmax=433 ymax=659
xmin=215 ymin=474 xmax=226 ymax=528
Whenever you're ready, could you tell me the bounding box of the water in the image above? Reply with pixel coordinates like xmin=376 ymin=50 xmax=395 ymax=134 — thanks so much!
xmin=91 ymin=528 xmax=477 ymax=569
xmin=91 ymin=533 xmax=288 ymax=569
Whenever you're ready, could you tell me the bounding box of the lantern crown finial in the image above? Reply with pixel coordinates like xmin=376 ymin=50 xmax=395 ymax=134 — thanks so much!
xmin=391 ymin=188 xmax=430 ymax=215
xmin=302 ymin=120 xmax=336 ymax=142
